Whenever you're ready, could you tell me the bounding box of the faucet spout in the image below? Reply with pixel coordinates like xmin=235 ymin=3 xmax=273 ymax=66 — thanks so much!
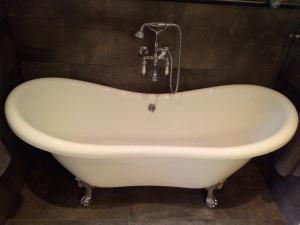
xmin=134 ymin=22 xmax=172 ymax=39
xmin=134 ymin=30 xmax=144 ymax=39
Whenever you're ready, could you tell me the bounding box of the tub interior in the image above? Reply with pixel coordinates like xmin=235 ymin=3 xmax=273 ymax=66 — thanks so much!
xmin=15 ymin=79 xmax=288 ymax=148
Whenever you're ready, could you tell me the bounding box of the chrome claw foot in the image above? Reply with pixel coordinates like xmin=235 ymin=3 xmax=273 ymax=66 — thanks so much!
xmin=206 ymin=192 xmax=218 ymax=209
xmin=76 ymin=178 xmax=93 ymax=208
xmin=205 ymin=181 xmax=225 ymax=209
xmin=80 ymin=192 xmax=93 ymax=208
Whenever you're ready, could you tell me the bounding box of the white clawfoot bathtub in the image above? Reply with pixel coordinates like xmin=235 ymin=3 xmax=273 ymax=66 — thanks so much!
xmin=5 ymin=78 xmax=298 ymax=207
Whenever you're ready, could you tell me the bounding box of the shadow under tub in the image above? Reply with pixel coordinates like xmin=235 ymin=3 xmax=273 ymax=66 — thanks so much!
xmin=7 ymin=150 xmax=283 ymax=222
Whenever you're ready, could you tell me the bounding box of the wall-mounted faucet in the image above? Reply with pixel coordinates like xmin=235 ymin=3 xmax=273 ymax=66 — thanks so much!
xmin=134 ymin=22 xmax=182 ymax=93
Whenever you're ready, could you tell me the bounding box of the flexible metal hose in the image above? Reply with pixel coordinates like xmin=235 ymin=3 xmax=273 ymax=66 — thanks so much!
xmin=169 ymin=24 xmax=182 ymax=93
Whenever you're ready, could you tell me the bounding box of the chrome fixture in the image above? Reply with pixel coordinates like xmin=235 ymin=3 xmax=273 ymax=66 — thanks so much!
xmin=76 ymin=177 xmax=93 ymax=208
xmin=76 ymin=175 xmax=225 ymax=209
xmin=135 ymin=22 xmax=182 ymax=93
xmin=205 ymin=181 xmax=225 ymax=209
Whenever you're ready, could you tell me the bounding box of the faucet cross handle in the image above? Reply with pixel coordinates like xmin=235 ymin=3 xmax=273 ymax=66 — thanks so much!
xmin=139 ymin=46 xmax=149 ymax=56
xmin=157 ymin=47 xmax=169 ymax=59
xmin=158 ymin=50 xmax=167 ymax=60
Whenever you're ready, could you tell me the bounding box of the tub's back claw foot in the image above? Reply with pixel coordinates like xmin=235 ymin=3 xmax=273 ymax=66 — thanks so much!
xmin=76 ymin=178 xmax=94 ymax=208
xmin=205 ymin=181 xmax=224 ymax=209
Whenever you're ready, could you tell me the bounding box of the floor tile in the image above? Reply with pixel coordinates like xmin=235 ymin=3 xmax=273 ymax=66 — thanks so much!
xmin=5 ymin=156 xmax=285 ymax=225
xmin=6 ymin=219 xmax=128 ymax=225
xmin=7 ymin=152 xmax=56 ymax=219
xmin=129 ymin=187 xmax=213 ymax=220
xmin=215 ymin=219 xmax=285 ymax=225
xmin=38 ymin=165 xmax=131 ymax=220
xmin=128 ymin=218 xmax=216 ymax=225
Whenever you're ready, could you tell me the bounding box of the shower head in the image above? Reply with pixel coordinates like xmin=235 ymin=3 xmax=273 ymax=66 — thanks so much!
xmin=134 ymin=22 xmax=172 ymax=39
xmin=134 ymin=30 xmax=144 ymax=39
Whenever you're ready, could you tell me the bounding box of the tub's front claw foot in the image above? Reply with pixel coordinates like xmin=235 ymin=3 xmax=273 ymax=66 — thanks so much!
xmin=205 ymin=181 xmax=225 ymax=209
xmin=205 ymin=188 xmax=218 ymax=209
xmin=80 ymin=191 xmax=93 ymax=208
xmin=76 ymin=178 xmax=94 ymax=208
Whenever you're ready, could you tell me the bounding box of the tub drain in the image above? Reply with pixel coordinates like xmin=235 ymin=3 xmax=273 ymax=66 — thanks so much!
xmin=148 ymin=104 xmax=156 ymax=112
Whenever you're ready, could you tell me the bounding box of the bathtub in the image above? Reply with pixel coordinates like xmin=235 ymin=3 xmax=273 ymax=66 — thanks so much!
xmin=5 ymin=78 xmax=298 ymax=208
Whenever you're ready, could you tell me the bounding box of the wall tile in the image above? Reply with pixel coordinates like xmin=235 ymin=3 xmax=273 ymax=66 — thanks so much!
xmin=3 ymin=0 xmax=61 ymax=17
xmin=283 ymin=27 xmax=300 ymax=91
xmin=70 ymin=63 xmax=170 ymax=93
xmin=0 ymin=65 xmax=22 ymax=139
xmin=3 ymin=65 xmax=22 ymax=95
xmin=0 ymin=63 xmax=22 ymax=139
xmin=0 ymin=78 xmax=6 ymax=139
xmin=0 ymin=19 xmax=18 ymax=139
xmin=0 ymin=33 xmax=18 ymax=77
xmin=21 ymin=62 xmax=70 ymax=81
xmin=5 ymin=0 xmax=300 ymax=92
xmin=7 ymin=16 xmax=64 ymax=62
xmin=0 ymin=0 xmax=5 ymax=21
xmin=0 ymin=19 xmax=8 ymax=40
xmin=0 ymin=2 xmax=27 ymax=224
xmin=59 ymin=0 xmax=184 ymax=66
xmin=61 ymin=24 xmax=140 ymax=66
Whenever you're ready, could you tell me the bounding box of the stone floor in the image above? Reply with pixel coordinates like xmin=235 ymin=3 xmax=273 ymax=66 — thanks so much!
xmin=5 ymin=152 xmax=286 ymax=225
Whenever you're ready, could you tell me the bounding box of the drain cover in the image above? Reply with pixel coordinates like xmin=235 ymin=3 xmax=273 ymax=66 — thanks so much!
xmin=148 ymin=104 xmax=156 ymax=112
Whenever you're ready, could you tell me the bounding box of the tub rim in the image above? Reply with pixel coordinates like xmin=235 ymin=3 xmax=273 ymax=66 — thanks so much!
xmin=5 ymin=77 xmax=299 ymax=159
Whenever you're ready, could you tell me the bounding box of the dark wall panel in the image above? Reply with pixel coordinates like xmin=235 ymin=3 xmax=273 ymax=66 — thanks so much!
xmin=269 ymin=24 xmax=300 ymax=225
xmin=0 ymin=1 xmax=27 ymax=224
xmin=4 ymin=0 xmax=300 ymax=93
xmin=281 ymin=25 xmax=300 ymax=90
xmin=258 ymin=156 xmax=300 ymax=225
